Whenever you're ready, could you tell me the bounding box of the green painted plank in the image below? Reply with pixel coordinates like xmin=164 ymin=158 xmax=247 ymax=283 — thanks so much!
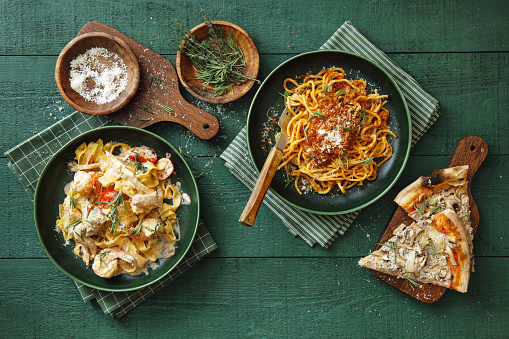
xmin=1 ymin=53 xmax=508 ymax=155
xmin=1 ymin=257 xmax=507 ymax=337
xmin=2 ymin=154 xmax=507 ymax=259
xmin=1 ymin=0 xmax=508 ymax=56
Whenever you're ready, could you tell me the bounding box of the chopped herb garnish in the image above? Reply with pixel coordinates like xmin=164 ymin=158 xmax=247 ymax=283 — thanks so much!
xmin=132 ymin=220 xmax=143 ymax=236
xmin=322 ymin=84 xmax=330 ymax=93
xmin=149 ymin=74 xmax=163 ymax=89
xmin=69 ymin=193 xmax=79 ymax=209
xmin=335 ymin=89 xmax=351 ymax=97
xmin=303 ymin=125 xmax=309 ymax=144
xmin=402 ymin=273 xmax=420 ymax=290
xmin=309 ymin=112 xmax=327 ymax=120
xmin=351 ymin=157 xmax=374 ymax=168
xmin=192 ymin=170 xmax=204 ymax=180
xmin=74 ymin=231 xmax=86 ymax=243
xmin=426 ymin=240 xmax=440 ymax=256
xmin=312 ymin=168 xmax=328 ymax=181
xmin=139 ymin=103 xmax=156 ymax=114
xmin=305 ymin=155 xmax=316 ymax=164
xmin=378 ymin=242 xmax=397 ymax=264
xmin=98 ymin=250 xmax=112 ymax=267
xmin=429 ymin=201 xmax=443 ymax=214
xmin=133 ymin=154 xmax=148 ymax=174
xmin=137 ymin=118 xmax=150 ymax=127
xmin=460 ymin=212 xmax=471 ymax=218
xmin=284 ymin=166 xmax=293 ymax=188
xmin=66 ymin=218 xmax=81 ymax=229
xmin=415 ymin=198 xmax=427 ymax=219
xmin=160 ymin=105 xmax=174 ymax=114
xmin=104 ymin=188 xmax=125 ymax=234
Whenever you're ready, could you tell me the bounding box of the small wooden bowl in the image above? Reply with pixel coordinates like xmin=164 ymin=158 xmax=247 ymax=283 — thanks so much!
xmin=176 ymin=21 xmax=259 ymax=104
xmin=55 ymin=32 xmax=140 ymax=115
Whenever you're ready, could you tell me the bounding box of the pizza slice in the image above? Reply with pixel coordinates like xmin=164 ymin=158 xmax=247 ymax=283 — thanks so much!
xmin=394 ymin=165 xmax=472 ymax=234
xmin=358 ymin=209 xmax=472 ymax=293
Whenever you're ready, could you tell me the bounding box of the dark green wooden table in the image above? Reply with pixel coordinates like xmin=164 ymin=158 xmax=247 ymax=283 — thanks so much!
xmin=1 ymin=0 xmax=508 ymax=337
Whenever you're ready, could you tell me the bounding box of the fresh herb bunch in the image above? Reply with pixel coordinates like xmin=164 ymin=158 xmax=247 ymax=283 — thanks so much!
xmin=171 ymin=9 xmax=258 ymax=96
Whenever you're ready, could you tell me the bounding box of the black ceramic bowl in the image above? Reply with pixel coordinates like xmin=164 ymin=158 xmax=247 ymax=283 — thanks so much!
xmin=247 ymin=50 xmax=411 ymax=214
xmin=34 ymin=126 xmax=199 ymax=291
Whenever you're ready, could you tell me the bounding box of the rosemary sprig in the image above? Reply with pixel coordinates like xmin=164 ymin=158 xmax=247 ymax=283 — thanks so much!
xmin=132 ymin=220 xmax=143 ymax=236
xmin=98 ymin=250 xmax=112 ymax=267
xmin=335 ymin=89 xmax=351 ymax=97
xmin=426 ymin=240 xmax=440 ymax=256
xmin=160 ymin=105 xmax=174 ymax=114
xmin=312 ymin=168 xmax=328 ymax=181
xmin=133 ymin=154 xmax=148 ymax=174
xmin=100 ymin=188 xmax=125 ymax=234
xmin=192 ymin=170 xmax=204 ymax=180
xmin=351 ymin=157 xmax=374 ymax=168
xmin=284 ymin=166 xmax=293 ymax=188
xmin=172 ymin=10 xmax=259 ymax=96
xmin=322 ymin=83 xmax=330 ymax=94
xmin=137 ymin=118 xmax=150 ymax=127
xmin=415 ymin=198 xmax=427 ymax=219
xmin=460 ymin=211 xmax=471 ymax=218
xmin=149 ymin=74 xmax=163 ymax=88
xmin=378 ymin=242 xmax=397 ymax=264
xmin=402 ymin=273 xmax=420 ymax=290
xmin=305 ymin=154 xmax=316 ymax=164
xmin=69 ymin=193 xmax=79 ymax=209
xmin=139 ymin=103 xmax=156 ymax=114
xmin=66 ymin=218 xmax=81 ymax=229
xmin=303 ymin=125 xmax=309 ymax=144
xmin=74 ymin=231 xmax=86 ymax=243
xmin=429 ymin=201 xmax=443 ymax=214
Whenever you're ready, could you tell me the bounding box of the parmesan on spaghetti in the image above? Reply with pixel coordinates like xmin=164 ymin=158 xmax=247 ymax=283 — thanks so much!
xmin=277 ymin=67 xmax=397 ymax=195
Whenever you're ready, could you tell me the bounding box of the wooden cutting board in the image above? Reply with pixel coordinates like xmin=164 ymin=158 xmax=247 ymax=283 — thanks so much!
xmin=370 ymin=136 xmax=488 ymax=302
xmin=77 ymin=21 xmax=220 ymax=140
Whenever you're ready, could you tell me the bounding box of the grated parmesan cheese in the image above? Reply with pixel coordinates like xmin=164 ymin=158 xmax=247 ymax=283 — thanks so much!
xmin=69 ymin=47 xmax=128 ymax=104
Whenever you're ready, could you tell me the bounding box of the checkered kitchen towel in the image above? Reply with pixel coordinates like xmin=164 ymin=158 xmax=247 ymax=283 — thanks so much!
xmin=221 ymin=21 xmax=440 ymax=248
xmin=5 ymin=112 xmax=218 ymax=318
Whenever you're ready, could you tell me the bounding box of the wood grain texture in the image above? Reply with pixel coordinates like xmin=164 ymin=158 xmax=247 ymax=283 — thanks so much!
xmin=371 ymin=137 xmax=488 ymax=302
xmin=239 ymin=146 xmax=284 ymax=226
xmin=1 ymin=257 xmax=508 ymax=337
xmin=1 ymin=0 xmax=508 ymax=336
xmin=78 ymin=21 xmax=220 ymax=139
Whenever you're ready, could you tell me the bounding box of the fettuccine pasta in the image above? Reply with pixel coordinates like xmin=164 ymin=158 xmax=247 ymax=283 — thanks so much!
xmin=278 ymin=67 xmax=397 ymax=194
xmin=56 ymin=139 xmax=184 ymax=278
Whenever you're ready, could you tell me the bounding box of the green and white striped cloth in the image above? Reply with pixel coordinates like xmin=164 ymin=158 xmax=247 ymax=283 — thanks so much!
xmin=5 ymin=112 xmax=218 ymax=318
xmin=220 ymin=21 xmax=440 ymax=248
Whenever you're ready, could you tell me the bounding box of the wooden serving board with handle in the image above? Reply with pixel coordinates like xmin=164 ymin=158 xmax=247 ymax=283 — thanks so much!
xmin=370 ymin=136 xmax=488 ymax=302
xmin=77 ymin=21 xmax=219 ymax=140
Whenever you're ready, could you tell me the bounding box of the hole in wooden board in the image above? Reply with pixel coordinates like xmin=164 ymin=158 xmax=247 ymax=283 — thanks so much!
xmin=470 ymin=145 xmax=476 ymax=151
xmin=203 ymin=123 xmax=209 ymax=129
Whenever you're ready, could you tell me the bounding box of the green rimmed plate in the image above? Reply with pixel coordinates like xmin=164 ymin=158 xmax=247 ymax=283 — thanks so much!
xmin=34 ymin=126 xmax=199 ymax=291
xmin=247 ymin=50 xmax=411 ymax=214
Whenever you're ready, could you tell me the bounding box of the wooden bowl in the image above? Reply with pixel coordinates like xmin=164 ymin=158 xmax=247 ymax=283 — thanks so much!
xmin=55 ymin=32 xmax=140 ymax=115
xmin=176 ymin=21 xmax=259 ymax=104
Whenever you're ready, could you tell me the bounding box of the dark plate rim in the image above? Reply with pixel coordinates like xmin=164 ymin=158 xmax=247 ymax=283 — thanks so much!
xmin=33 ymin=126 xmax=200 ymax=291
xmin=246 ymin=50 xmax=412 ymax=215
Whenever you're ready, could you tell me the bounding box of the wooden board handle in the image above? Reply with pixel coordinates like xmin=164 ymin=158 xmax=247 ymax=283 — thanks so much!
xmin=239 ymin=146 xmax=284 ymax=226
xmin=77 ymin=21 xmax=220 ymax=140
xmin=371 ymin=136 xmax=488 ymax=302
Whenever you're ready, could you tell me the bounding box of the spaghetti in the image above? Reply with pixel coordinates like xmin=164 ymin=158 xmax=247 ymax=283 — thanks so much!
xmin=56 ymin=139 xmax=183 ymax=278
xmin=278 ymin=67 xmax=397 ymax=195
